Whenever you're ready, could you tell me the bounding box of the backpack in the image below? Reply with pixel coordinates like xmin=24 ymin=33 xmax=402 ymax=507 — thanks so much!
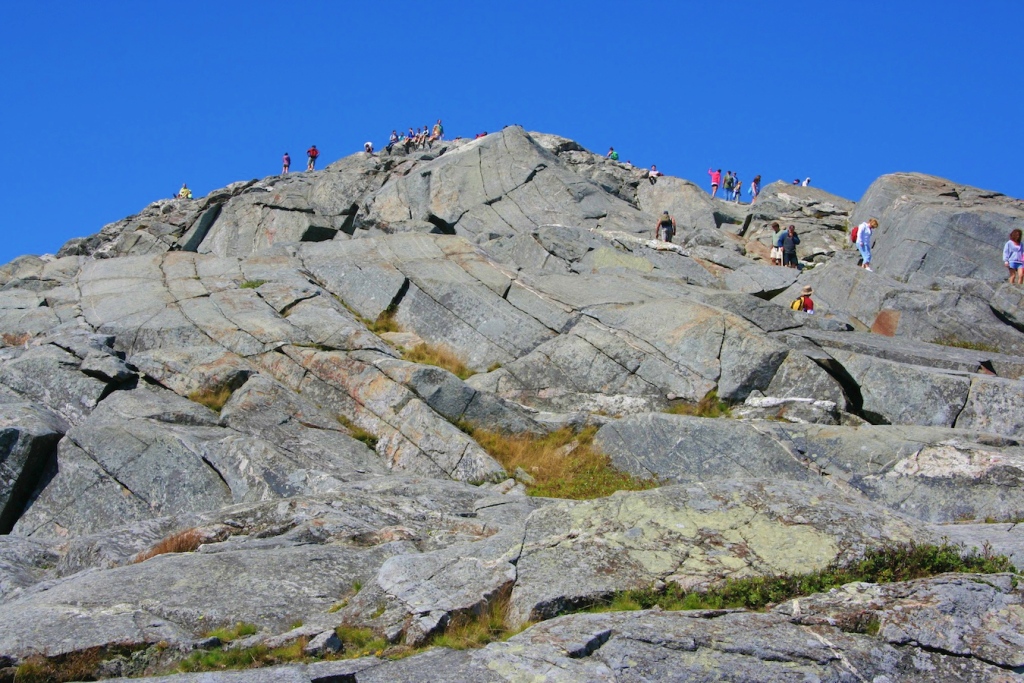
xmin=309 ymin=148 xmax=319 ymax=158
xmin=850 ymin=225 xmax=859 ymax=243
xmin=724 ymin=175 xmax=734 ymax=189
xmin=790 ymin=296 xmax=806 ymax=311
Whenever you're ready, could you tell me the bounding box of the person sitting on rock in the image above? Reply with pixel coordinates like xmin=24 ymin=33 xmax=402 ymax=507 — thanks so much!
xmin=364 ymin=141 xmax=374 ymax=154
xmin=177 ymin=183 xmax=192 ymax=200
xmin=803 ymin=177 xmax=811 ymax=187
xmin=655 ymin=211 xmax=676 ymax=243
xmin=708 ymin=168 xmax=721 ymax=198
xmin=607 ymin=147 xmax=619 ymax=161
xmin=648 ymin=165 xmax=663 ymax=185
xmin=781 ymin=224 xmax=801 ymax=268
xmin=1003 ymin=229 xmax=1024 ymax=284
xmin=387 ymin=130 xmax=399 ymax=152
xmin=791 ymin=285 xmax=815 ymax=313
xmin=430 ymin=119 xmax=444 ymax=142
xmin=769 ymin=222 xmax=783 ymax=265
xmin=475 ymin=131 xmax=488 ymax=139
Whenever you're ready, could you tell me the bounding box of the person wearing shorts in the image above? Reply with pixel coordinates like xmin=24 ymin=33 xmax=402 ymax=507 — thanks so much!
xmin=708 ymin=168 xmax=721 ymax=198
xmin=769 ymin=222 xmax=783 ymax=265
xmin=655 ymin=211 xmax=676 ymax=243
xmin=1003 ymin=229 xmax=1024 ymax=284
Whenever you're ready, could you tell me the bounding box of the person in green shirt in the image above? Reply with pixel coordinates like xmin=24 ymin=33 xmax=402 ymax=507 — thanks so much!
xmin=607 ymin=147 xmax=619 ymax=161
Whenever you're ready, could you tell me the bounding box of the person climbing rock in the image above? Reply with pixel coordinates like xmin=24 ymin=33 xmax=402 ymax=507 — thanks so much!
xmin=282 ymin=153 xmax=290 ymax=174
xmin=856 ymin=217 xmax=877 ymax=271
xmin=607 ymin=147 xmax=619 ymax=161
xmin=781 ymin=225 xmax=801 ymax=268
xmin=177 ymin=183 xmax=192 ymax=200
xmin=307 ymin=145 xmax=320 ymax=171
xmin=1003 ymin=229 xmax=1024 ymax=284
xmin=655 ymin=211 xmax=676 ymax=243
xmin=708 ymin=168 xmax=721 ymax=198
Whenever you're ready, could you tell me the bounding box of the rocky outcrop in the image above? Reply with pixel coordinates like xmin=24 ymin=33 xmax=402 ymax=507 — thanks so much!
xmin=0 ymin=128 xmax=1022 ymax=678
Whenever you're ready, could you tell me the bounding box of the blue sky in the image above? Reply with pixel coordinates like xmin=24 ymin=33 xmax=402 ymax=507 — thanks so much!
xmin=2 ymin=1 xmax=1021 ymax=265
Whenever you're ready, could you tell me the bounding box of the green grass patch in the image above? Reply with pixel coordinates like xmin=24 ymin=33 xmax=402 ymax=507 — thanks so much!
xmin=337 ymin=415 xmax=378 ymax=450
xmin=177 ymin=638 xmax=307 ymax=673
xmin=580 ymin=541 xmax=1017 ymax=615
xmin=240 ymin=279 xmax=268 ymax=289
xmin=335 ymin=625 xmax=387 ymax=657
xmin=428 ymin=590 xmax=530 ymax=650
xmin=402 ymin=343 xmax=475 ymax=380
xmin=470 ymin=425 xmax=658 ymax=499
xmin=665 ymin=390 xmax=731 ymax=418
xmin=205 ymin=622 xmax=258 ymax=643
xmin=933 ymin=335 xmax=1001 ymax=354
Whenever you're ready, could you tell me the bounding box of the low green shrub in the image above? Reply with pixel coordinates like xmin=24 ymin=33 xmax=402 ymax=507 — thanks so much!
xmin=665 ymin=390 xmax=731 ymax=418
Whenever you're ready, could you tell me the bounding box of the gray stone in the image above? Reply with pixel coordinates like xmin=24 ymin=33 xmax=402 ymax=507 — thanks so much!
xmin=956 ymin=374 xmax=1024 ymax=437
xmin=724 ymin=263 xmax=800 ymax=296
xmin=0 ymin=344 xmax=110 ymax=426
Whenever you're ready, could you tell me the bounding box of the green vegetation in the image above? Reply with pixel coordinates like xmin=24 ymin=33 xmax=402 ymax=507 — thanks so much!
xmin=402 ymin=343 xmax=475 ymax=380
xmin=205 ymin=622 xmax=258 ymax=643
xmin=428 ymin=591 xmax=529 ymax=650
xmin=177 ymin=639 xmax=307 ymax=673
xmin=187 ymin=385 xmax=234 ymax=413
xmin=335 ymin=625 xmax=387 ymax=657
xmin=337 ymin=415 xmax=379 ymax=450
xmin=664 ymin=390 xmax=731 ymax=418
xmin=240 ymin=279 xmax=268 ymax=289
xmin=13 ymin=649 xmax=107 ymax=683
xmin=581 ymin=541 xmax=1016 ymax=615
xmin=933 ymin=335 xmax=1001 ymax=354
xmin=470 ymin=425 xmax=658 ymax=499
xmin=369 ymin=306 xmax=400 ymax=334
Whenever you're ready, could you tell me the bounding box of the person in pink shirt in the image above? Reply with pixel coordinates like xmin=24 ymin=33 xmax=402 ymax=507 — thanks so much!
xmin=282 ymin=153 xmax=290 ymax=174
xmin=708 ymin=168 xmax=722 ymax=198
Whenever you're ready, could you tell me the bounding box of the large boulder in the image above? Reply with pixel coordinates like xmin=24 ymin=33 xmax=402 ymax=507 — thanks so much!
xmin=850 ymin=172 xmax=1024 ymax=283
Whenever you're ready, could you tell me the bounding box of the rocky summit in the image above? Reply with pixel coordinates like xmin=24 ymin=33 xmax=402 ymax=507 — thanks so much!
xmin=0 ymin=127 xmax=1023 ymax=681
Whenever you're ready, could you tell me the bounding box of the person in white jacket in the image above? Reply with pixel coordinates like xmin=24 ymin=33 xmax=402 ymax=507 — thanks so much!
xmin=856 ymin=218 xmax=878 ymax=271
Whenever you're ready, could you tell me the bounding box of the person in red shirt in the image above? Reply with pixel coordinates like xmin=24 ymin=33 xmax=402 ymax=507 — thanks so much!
xmin=793 ymin=285 xmax=815 ymax=313
xmin=708 ymin=168 xmax=722 ymax=198
xmin=306 ymin=145 xmax=319 ymax=171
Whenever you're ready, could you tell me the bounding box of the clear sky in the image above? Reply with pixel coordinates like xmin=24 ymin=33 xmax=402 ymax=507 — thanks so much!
xmin=2 ymin=1 xmax=1021 ymax=265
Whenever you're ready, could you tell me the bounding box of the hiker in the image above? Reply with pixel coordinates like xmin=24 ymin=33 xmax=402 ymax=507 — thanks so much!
xmin=648 ymin=165 xmax=662 ymax=184
xmin=781 ymin=225 xmax=801 ymax=268
xmin=708 ymin=168 xmax=722 ymax=198
xmin=282 ymin=152 xmax=290 ymax=174
xmin=1003 ymin=229 xmax=1024 ymax=284
xmin=475 ymin=131 xmax=488 ymax=139
xmin=607 ymin=147 xmax=619 ymax=161
xmin=655 ymin=211 xmax=676 ymax=243
xmin=803 ymin=177 xmax=811 ymax=187
xmin=430 ymin=119 xmax=444 ymax=141
xmin=791 ymin=285 xmax=815 ymax=313
xmin=855 ymin=217 xmax=877 ymax=271
xmin=750 ymin=174 xmax=761 ymax=202
xmin=733 ymin=177 xmax=742 ymax=203
xmin=177 ymin=183 xmax=192 ymax=200
xmin=793 ymin=179 xmax=801 ymax=185
xmin=307 ymin=145 xmax=319 ymax=171
xmin=364 ymin=141 xmax=374 ymax=154
xmin=387 ymin=130 xmax=399 ymax=152
xmin=769 ymin=222 xmax=783 ymax=265
xmin=723 ymin=171 xmax=735 ymax=200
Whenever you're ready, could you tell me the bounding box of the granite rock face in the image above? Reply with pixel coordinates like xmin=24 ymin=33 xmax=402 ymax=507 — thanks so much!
xmin=0 ymin=129 xmax=1022 ymax=678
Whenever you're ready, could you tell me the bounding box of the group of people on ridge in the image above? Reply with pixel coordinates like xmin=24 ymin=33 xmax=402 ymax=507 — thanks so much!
xmin=708 ymin=169 xmax=760 ymax=203
xmin=386 ymin=120 xmax=444 ymax=154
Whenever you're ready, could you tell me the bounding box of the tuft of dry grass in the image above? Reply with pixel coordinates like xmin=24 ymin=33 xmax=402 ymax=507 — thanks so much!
xmin=369 ymin=307 xmax=400 ymax=334
xmin=188 ymin=385 xmax=234 ymax=413
xmin=1 ymin=331 xmax=31 ymax=347
xmin=133 ymin=528 xmax=206 ymax=564
xmin=665 ymin=390 xmax=731 ymax=418
xmin=337 ymin=415 xmax=379 ymax=450
xmin=13 ymin=648 xmax=105 ymax=682
xmin=403 ymin=343 xmax=475 ymax=380
xmin=471 ymin=426 xmax=657 ymax=500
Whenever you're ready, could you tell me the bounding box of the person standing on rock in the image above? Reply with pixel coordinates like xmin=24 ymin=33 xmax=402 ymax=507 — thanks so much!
xmin=769 ymin=222 xmax=784 ymax=265
xmin=750 ymin=175 xmax=761 ymax=202
xmin=724 ymin=172 xmax=735 ymax=200
xmin=803 ymin=177 xmax=811 ymax=187
xmin=781 ymin=225 xmax=801 ymax=268
xmin=708 ymin=168 xmax=721 ymax=198
xmin=655 ymin=211 xmax=676 ymax=243
xmin=431 ymin=119 xmax=444 ymax=141
xmin=733 ymin=177 xmax=743 ymax=204
xmin=282 ymin=152 xmax=290 ymax=174
xmin=1003 ymin=229 xmax=1024 ymax=284
xmin=856 ymin=217 xmax=877 ymax=271
xmin=306 ymin=145 xmax=319 ymax=171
